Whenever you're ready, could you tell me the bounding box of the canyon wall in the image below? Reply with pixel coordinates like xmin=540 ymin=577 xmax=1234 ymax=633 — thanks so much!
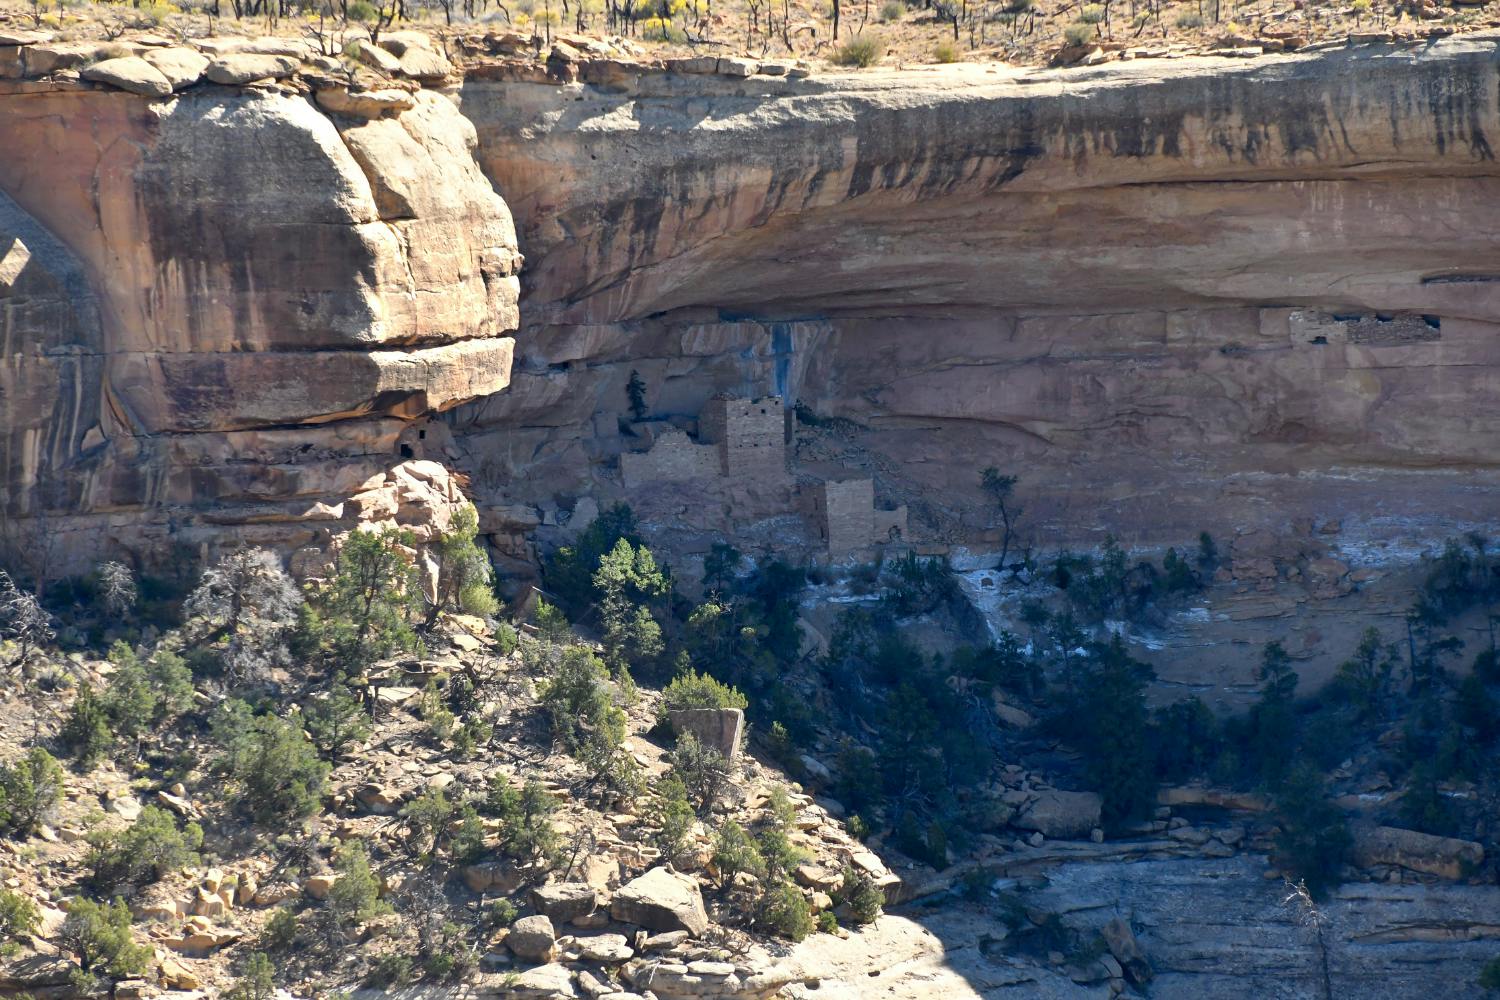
xmin=0 ymin=70 xmax=521 ymax=569
xmin=452 ymin=40 xmax=1500 ymax=564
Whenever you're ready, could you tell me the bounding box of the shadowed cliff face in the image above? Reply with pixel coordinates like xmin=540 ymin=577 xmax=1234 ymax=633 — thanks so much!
xmin=0 ymin=84 xmax=520 ymax=566
xmin=455 ymin=40 xmax=1500 ymax=554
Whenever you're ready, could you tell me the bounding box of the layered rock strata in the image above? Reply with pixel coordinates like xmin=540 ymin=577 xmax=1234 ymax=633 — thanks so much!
xmin=453 ymin=38 xmax=1500 ymax=560
xmin=0 ymin=47 xmax=520 ymax=568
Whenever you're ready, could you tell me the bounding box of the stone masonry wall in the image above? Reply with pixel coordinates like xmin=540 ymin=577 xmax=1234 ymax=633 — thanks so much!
xmin=619 ymin=428 xmax=720 ymax=489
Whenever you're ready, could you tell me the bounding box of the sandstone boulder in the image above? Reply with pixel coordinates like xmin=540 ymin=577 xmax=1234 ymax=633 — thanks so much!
xmin=1101 ymin=916 xmax=1152 ymax=985
xmin=492 ymin=962 xmax=577 ymax=998
xmin=1013 ymin=790 xmax=1102 ymax=839
xmin=668 ymin=707 xmax=744 ymax=762
xmin=204 ymin=53 xmax=299 ymax=85
xmin=507 ymin=914 xmax=558 ymax=962
xmin=352 ymin=39 xmax=402 ymax=73
xmin=1351 ymin=824 xmax=1484 ymax=879
xmin=315 ymin=85 xmax=415 ymax=119
xmin=81 ymin=56 xmax=173 ymax=97
xmin=532 ymin=883 xmax=598 ymax=922
xmin=610 ymin=867 xmax=709 ymax=936
xmin=143 ymin=47 xmax=209 ymax=90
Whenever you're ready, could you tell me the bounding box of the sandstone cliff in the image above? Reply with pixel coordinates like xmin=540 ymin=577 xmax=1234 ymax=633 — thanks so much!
xmin=0 ymin=68 xmax=519 ymax=567
xmin=453 ymin=38 xmax=1500 ymax=558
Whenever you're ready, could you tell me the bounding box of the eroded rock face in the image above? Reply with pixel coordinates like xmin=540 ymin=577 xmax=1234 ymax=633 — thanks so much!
xmin=453 ymin=40 xmax=1500 ymax=557
xmin=0 ymin=83 xmax=519 ymax=568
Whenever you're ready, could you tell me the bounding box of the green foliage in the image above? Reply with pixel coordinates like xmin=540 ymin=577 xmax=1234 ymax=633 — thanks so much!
xmin=711 ymin=821 xmax=765 ymax=886
xmin=540 ymin=647 xmax=627 ymax=777
xmin=543 ymin=504 xmax=640 ymax=613
xmin=1243 ymin=640 xmax=1299 ymax=785
xmin=817 ymin=909 xmax=839 ymax=933
xmin=261 ymin=907 xmax=299 ymax=950
xmin=1482 ymin=955 xmax=1500 ymax=992
xmin=365 ymin=953 xmax=413 ymax=987
xmin=1063 ymin=21 xmax=1094 ymax=44
xmin=703 ymin=542 xmax=742 ymax=593
xmin=754 ymin=880 xmax=813 ymax=940
xmin=1273 ymin=764 xmax=1350 ymax=898
xmin=213 ymin=702 xmax=330 ymax=825
xmin=831 ymin=34 xmax=881 ymax=67
xmin=757 ymin=824 xmax=807 ymax=882
xmin=1078 ymin=2 xmax=1104 ymax=21
xmin=426 ymin=505 xmax=497 ymax=625
xmin=836 ymin=865 xmax=884 ymax=925
xmin=595 ymin=538 xmax=670 ymax=678
xmin=1334 ymin=627 xmax=1398 ymax=721
xmin=399 ymin=787 xmax=463 ymax=862
xmin=100 ymin=642 xmax=194 ymax=740
xmin=881 ymin=552 xmax=960 ymax=618
xmin=311 ymin=526 xmax=422 ymax=672
xmin=1050 ymin=636 xmax=1157 ymax=827
xmin=0 ymin=747 xmax=64 ymax=837
xmin=933 ymin=40 xmax=957 ymax=62
xmin=1150 ymin=697 xmax=1221 ymax=783
xmin=60 ymin=684 xmax=114 ymax=766
xmin=650 ymin=775 xmax=696 ymax=864
xmin=224 ymin=952 xmax=276 ymax=1000
xmin=86 ymin=805 xmax=203 ymax=895
xmin=483 ymin=777 xmax=559 ymax=863
xmin=1399 ymin=762 xmax=1461 ymax=837
xmin=534 ymin=598 xmax=572 ymax=644
xmin=833 ymin=742 xmax=884 ymax=818
xmin=660 ymin=669 xmax=748 ymax=717
xmin=626 ymin=369 xmax=648 ymax=421
xmin=486 ymin=898 xmax=519 ymax=928
xmin=304 ymin=684 xmax=371 ymax=761
xmin=327 ymin=840 xmax=387 ymax=929
xmin=0 ymin=888 xmax=39 ymax=945
xmin=57 ymin=897 xmax=151 ymax=991
xmin=669 ymin=732 xmax=731 ymax=814
xmin=879 ymin=0 xmax=903 ymax=19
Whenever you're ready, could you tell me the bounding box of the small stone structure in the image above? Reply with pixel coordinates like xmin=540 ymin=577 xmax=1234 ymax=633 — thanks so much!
xmin=619 ymin=428 xmax=721 ymax=489
xmin=699 ymin=394 xmax=787 ymax=480
xmin=667 ymin=707 xmax=745 ymax=762
xmin=811 ymin=478 xmax=908 ymax=556
xmin=619 ymin=395 xmax=787 ymax=490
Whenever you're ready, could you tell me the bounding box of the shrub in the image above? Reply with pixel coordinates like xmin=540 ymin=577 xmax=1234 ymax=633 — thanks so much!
xmin=327 ymin=840 xmax=387 ymax=930
xmin=313 ymin=527 xmax=421 ymax=672
xmin=817 ymin=910 xmax=838 ymax=933
xmin=650 ymin=775 xmax=696 ymax=865
xmin=543 ymin=504 xmax=640 ymax=613
xmin=364 ymin=952 xmax=413 ymax=987
xmin=1482 ymin=956 xmax=1500 ymax=992
xmin=660 ymin=669 xmax=748 ymax=717
xmin=101 ymin=643 xmax=194 ymax=740
xmin=879 ymin=0 xmax=903 ymax=18
xmin=0 ymin=888 xmax=39 ymax=947
xmin=97 ymin=562 xmax=138 ymax=619
xmin=485 ymin=898 xmax=518 ymax=928
xmin=304 ymin=685 xmax=371 ymax=761
xmin=61 ymin=684 xmax=114 ymax=766
xmin=214 ymin=703 xmax=330 ymax=825
xmin=832 ymin=35 xmax=881 ymax=67
xmin=1273 ymin=764 xmax=1350 ymax=898
xmin=224 ymin=951 xmax=276 ymax=1000
xmin=837 ymin=865 xmax=884 ymax=925
xmin=1399 ymin=762 xmax=1461 ymax=837
xmin=1173 ymin=10 xmax=1203 ymax=27
xmin=541 ymin=647 xmax=627 ymax=776
xmin=933 ymin=41 xmax=958 ymax=63
xmin=261 ymin=907 xmax=299 ymax=949
xmin=425 ymin=504 xmax=497 ymax=626
xmin=595 ymin=538 xmax=670 ymax=678
xmin=711 ymin=821 xmax=765 ymax=886
xmin=757 ymin=824 xmax=807 ymax=882
xmin=755 ymin=880 xmax=813 ymax=941
xmin=57 ymin=897 xmax=152 ymax=993
xmin=484 ymin=777 xmax=559 ymax=863
xmin=1078 ymin=2 xmax=1104 ymax=21
xmin=1063 ymin=21 xmax=1094 ymax=44
xmin=0 ymin=747 xmax=65 ymax=837
xmin=670 ymin=732 xmax=731 ymax=813
xmin=87 ymin=805 xmax=203 ymax=895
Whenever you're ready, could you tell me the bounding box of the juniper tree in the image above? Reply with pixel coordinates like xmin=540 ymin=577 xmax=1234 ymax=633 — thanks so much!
xmin=0 ymin=570 xmax=52 ymax=669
